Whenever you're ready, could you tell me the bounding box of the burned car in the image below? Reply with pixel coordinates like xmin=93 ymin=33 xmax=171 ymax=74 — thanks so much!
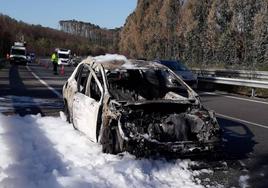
xmin=63 ymin=55 xmax=221 ymax=156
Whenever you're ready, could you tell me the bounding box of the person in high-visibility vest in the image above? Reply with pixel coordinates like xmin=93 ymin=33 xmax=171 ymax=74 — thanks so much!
xmin=51 ymin=52 xmax=58 ymax=75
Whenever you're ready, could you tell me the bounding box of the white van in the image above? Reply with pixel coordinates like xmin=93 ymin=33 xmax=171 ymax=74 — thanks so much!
xmin=57 ymin=48 xmax=71 ymax=66
xmin=10 ymin=42 xmax=27 ymax=65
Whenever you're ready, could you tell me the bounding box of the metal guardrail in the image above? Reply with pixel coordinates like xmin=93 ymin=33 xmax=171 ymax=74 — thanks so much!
xmin=199 ymin=76 xmax=268 ymax=89
xmin=193 ymin=69 xmax=268 ymax=96
xmin=192 ymin=68 xmax=268 ymax=80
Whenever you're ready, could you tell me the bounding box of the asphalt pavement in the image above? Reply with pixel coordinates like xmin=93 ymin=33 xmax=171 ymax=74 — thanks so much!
xmin=199 ymin=92 xmax=268 ymax=187
xmin=0 ymin=60 xmax=73 ymax=115
xmin=0 ymin=60 xmax=267 ymax=187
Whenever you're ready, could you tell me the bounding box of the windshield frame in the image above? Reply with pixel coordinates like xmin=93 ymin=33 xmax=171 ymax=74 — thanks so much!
xmin=58 ymin=53 xmax=69 ymax=59
xmin=11 ymin=48 xmax=26 ymax=56
xmin=106 ymin=67 xmax=197 ymax=103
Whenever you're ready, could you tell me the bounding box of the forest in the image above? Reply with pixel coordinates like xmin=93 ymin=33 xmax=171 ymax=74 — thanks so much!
xmin=0 ymin=14 xmax=112 ymax=57
xmin=119 ymin=0 xmax=268 ymax=68
xmin=59 ymin=20 xmax=120 ymax=54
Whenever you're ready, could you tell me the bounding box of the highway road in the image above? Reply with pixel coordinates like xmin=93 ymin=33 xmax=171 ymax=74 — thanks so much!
xmin=199 ymin=92 xmax=268 ymax=187
xmin=0 ymin=61 xmax=267 ymax=187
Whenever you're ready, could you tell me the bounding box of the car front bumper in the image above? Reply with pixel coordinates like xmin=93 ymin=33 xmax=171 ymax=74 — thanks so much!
xmin=10 ymin=58 xmax=27 ymax=65
xmin=123 ymin=136 xmax=221 ymax=157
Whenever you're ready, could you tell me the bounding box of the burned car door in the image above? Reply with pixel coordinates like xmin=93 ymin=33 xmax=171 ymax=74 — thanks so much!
xmin=72 ymin=64 xmax=104 ymax=142
xmin=66 ymin=64 xmax=83 ymax=117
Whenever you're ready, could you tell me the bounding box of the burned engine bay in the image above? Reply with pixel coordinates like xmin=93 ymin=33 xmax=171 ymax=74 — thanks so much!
xmin=120 ymin=102 xmax=219 ymax=141
xmin=114 ymin=101 xmax=221 ymax=155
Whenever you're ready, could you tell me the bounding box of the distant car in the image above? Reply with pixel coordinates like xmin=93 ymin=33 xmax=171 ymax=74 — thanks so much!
xmin=30 ymin=53 xmax=35 ymax=62
xmin=155 ymin=60 xmax=198 ymax=89
xmin=26 ymin=53 xmax=35 ymax=63
xmin=70 ymin=56 xmax=83 ymax=67
xmin=63 ymin=55 xmax=221 ymax=156
xmin=26 ymin=53 xmax=31 ymax=63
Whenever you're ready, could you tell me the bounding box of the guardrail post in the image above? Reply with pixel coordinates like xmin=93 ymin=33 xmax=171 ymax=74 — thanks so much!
xmin=251 ymin=88 xmax=256 ymax=97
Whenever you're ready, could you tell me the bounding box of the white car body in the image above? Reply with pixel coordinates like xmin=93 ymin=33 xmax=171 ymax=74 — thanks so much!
xmin=63 ymin=55 xmax=221 ymax=156
xmin=63 ymin=57 xmax=105 ymax=142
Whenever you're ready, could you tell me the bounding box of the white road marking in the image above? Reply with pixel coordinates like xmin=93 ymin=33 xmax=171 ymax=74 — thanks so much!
xmin=217 ymin=113 xmax=268 ymax=129
xmin=26 ymin=66 xmax=63 ymax=98
xmin=202 ymin=92 xmax=268 ymax=105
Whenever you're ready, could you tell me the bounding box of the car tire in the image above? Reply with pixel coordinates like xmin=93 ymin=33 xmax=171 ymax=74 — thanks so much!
xmin=101 ymin=126 xmax=121 ymax=154
xmin=63 ymin=100 xmax=71 ymax=123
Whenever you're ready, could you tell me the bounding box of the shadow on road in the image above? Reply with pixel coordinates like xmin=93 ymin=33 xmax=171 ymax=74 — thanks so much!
xmin=216 ymin=117 xmax=268 ymax=188
xmin=9 ymin=65 xmax=44 ymax=116
xmin=217 ymin=117 xmax=257 ymax=160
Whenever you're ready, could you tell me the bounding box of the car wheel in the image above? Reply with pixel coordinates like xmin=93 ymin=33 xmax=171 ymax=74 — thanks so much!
xmin=101 ymin=126 xmax=121 ymax=154
xmin=63 ymin=100 xmax=71 ymax=123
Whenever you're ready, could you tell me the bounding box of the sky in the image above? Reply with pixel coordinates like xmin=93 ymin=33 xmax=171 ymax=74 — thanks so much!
xmin=0 ymin=0 xmax=137 ymax=29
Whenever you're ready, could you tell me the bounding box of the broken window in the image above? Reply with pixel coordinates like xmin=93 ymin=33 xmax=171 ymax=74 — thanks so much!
xmin=75 ymin=64 xmax=83 ymax=81
xmin=78 ymin=65 xmax=90 ymax=94
xmin=93 ymin=66 xmax=105 ymax=89
xmin=89 ymin=76 xmax=102 ymax=102
xmin=107 ymin=69 xmax=190 ymax=101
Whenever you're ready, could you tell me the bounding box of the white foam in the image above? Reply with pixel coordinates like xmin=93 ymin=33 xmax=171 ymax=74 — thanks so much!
xmin=0 ymin=113 xmax=211 ymax=188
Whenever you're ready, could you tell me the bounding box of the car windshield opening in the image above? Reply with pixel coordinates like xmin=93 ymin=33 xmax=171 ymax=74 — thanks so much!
xmin=58 ymin=53 xmax=69 ymax=59
xmin=11 ymin=49 xmax=26 ymax=56
xmin=107 ymin=69 xmax=190 ymax=102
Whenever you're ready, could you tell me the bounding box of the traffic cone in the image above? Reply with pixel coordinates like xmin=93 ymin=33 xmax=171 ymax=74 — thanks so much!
xmin=60 ymin=65 xmax=65 ymax=75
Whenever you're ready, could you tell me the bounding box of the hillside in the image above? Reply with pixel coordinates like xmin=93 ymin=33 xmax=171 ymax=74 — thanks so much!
xmin=0 ymin=15 xmax=116 ymax=57
xmin=59 ymin=20 xmax=120 ymax=53
xmin=119 ymin=0 xmax=268 ymax=67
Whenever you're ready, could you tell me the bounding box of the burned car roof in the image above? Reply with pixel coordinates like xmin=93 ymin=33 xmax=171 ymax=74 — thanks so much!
xmin=100 ymin=59 xmax=167 ymax=71
xmin=83 ymin=55 xmax=166 ymax=70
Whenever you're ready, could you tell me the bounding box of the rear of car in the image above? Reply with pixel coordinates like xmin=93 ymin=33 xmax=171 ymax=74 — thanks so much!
xmin=156 ymin=60 xmax=198 ymax=89
xmin=27 ymin=53 xmax=35 ymax=63
xmin=70 ymin=56 xmax=83 ymax=67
